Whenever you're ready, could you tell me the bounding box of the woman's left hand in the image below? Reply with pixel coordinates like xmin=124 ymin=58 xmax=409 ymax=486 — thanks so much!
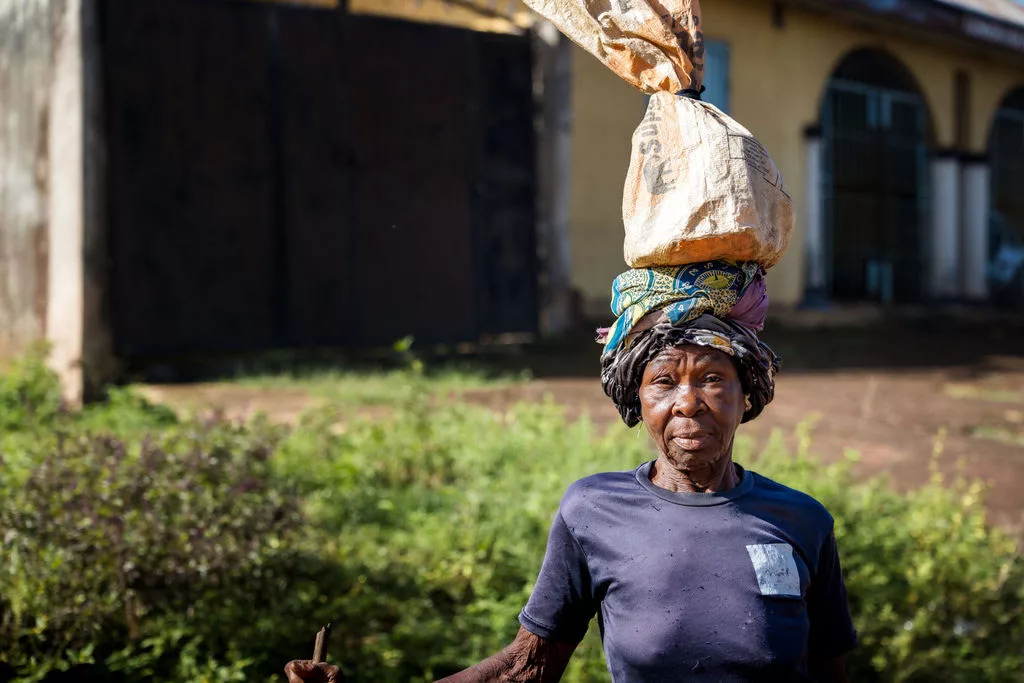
xmin=284 ymin=660 xmax=342 ymax=682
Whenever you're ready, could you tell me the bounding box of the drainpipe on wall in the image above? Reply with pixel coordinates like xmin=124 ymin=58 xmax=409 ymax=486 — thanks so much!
xmin=928 ymin=150 xmax=962 ymax=300
xmin=800 ymin=126 xmax=828 ymax=308
xmin=532 ymin=20 xmax=574 ymax=336
xmin=960 ymin=155 xmax=990 ymax=301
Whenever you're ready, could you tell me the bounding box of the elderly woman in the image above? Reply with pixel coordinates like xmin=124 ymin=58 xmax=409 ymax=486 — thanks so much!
xmin=286 ymin=262 xmax=857 ymax=683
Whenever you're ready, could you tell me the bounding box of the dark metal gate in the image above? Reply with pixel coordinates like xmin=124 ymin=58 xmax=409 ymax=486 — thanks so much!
xmin=822 ymin=77 xmax=929 ymax=303
xmin=989 ymin=90 xmax=1024 ymax=306
xmin=992 ymin=105 xmax=1024 ymax=236
xmin=101 ymin=0 xmax=537 ymax=360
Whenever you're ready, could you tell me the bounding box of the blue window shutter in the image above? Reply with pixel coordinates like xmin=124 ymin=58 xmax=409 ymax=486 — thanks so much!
xmin=703 ymin=40 xmax=730 ymax=114
xmin=642 ymin=39 xmax=730 ymax=114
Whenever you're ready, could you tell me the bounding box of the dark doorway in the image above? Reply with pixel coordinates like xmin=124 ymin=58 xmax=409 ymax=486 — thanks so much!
xmin=821 ymin=49 xmax=931 ymax=303
xmin=989 ymin=88 xmax=1024 ymax=307
xmin=101 ymin=0 xmax=538 ymax=362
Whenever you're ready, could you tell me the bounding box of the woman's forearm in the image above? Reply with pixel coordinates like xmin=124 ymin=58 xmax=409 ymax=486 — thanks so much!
xmin=436 ymin=627 xmax=575 ymax=683
xmin=435 ymin=649 xmax=516 ymax=683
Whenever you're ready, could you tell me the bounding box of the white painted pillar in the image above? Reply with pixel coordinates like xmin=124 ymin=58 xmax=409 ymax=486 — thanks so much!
xmin=928 ymin=153 xmax=961 ymax=300
xmin=801 ymin=127 xmax=828 ymax=307
xmin=961 ymin=158 xmax=990 ymax=300
xmin=47 ymin=0 xmax=86 ymax=404
xmin=533 ymin=21 xmax=574 ymax=335
xmin=43 ymin=0 xmax=111 ymax=402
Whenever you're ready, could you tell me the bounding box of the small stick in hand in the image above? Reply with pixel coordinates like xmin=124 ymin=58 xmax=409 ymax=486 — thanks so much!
xmin=312 ymin=623 xmax=332 ymax=664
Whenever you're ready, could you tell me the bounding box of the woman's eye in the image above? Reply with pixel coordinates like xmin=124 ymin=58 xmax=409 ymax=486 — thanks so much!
xmin=653 ymin=376 xmax=674 ymax=386
xmin=703 ymin=374 xmax=722 ymax=383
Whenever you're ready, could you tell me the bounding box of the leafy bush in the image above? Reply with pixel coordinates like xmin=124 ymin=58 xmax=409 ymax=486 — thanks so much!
xmin=75 ymin=387 xmax=178 ymax=434
xmin=0 ymin=344 xmax=64 ymax=432
xmin=0 ymin=352 xmax=1021 ymax=682
xmin=0 ymin=346 xmax=174 ymax=437
xmin=0 ymin=418 xmax=303 ymax=682
xmin=269 ymin=399 xmax=632 ymax=682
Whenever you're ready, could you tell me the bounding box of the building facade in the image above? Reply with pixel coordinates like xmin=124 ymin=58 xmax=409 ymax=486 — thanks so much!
xmin=567 ymin=0 xmax=1024 ymax=318
xmin=2 ymin=0 xmax=1022 ymax=398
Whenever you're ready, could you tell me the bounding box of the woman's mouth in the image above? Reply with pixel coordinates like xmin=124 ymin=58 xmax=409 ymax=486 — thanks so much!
xmin=671 ymin=433 xmax=711 ymax=449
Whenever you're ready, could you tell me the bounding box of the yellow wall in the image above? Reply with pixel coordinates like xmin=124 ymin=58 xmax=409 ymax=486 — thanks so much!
xmin=568 ymin=0 xmax=1024 ymax=312
xmin=973 ymin=69 xmax=1024 ymax=149
xmin=253 ymin=0 xmax=530 ymax=33
xmin=350 ymin=0 xmax=530 ymax=33
xmin=569 ymin=53 xmax=647 ymax=317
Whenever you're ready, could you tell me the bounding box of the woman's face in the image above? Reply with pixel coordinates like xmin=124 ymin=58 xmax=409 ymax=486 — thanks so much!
xmin=639 ymin=344 xmax=746 ymax=470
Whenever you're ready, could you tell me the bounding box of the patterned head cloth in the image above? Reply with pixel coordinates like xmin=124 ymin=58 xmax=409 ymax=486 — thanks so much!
xmin=597 ymin=261 xmax=780 ymax=427
xmin=598 ymin=261 xmax=768 ymax=355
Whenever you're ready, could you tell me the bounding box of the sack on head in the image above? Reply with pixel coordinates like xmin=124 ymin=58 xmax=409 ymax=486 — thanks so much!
xmin=624 ymin=92 xmax=792 ymax=268
xmin=523 ymin=0 xmax=793 ymax=268
xmin=524 ymin=0 xmax=705 ymax=94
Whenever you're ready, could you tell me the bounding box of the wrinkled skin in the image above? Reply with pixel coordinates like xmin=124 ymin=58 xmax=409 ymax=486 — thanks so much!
xmin=285 ymin=660 xmax=342 ymax=683
xmin=639 ymin=343 xmax=746 ymax=493
xmin=283 ymin=626 xmax=572 ymax=683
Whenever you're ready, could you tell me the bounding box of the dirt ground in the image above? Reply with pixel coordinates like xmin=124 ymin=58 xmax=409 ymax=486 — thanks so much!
xmin=141 ymin=315 xmax=1024 ymax=534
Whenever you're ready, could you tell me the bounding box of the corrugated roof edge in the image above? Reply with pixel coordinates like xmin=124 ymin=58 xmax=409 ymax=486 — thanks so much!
xmin=934 ymin=0 xmax=1024 ymax=30
xmin=799 ymin=0 xmax=1024 ymax=55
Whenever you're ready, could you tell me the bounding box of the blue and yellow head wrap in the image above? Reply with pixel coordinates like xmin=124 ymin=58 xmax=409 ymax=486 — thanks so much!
xmin=599 ymin=261 xmax=766 ymax=355
xmin=597 ymin=260 xmax=779 ymax=427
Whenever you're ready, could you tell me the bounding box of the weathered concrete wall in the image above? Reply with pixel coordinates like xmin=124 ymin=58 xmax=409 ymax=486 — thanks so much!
xmin=0 ymin=0 xmax=107 ymax=401
xmin=0 ymin=0 xmax=54 ymax=363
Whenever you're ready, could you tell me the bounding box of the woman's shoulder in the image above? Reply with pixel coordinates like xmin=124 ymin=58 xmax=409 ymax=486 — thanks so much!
xmin=558 ymin=467 xmax=644 ymax=517
xmin=746 ymin=469 xmax=835 ymax=527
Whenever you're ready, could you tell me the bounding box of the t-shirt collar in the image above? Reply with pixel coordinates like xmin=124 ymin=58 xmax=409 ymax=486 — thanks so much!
xmin=634 ymin=460 xmax=755 ymax=506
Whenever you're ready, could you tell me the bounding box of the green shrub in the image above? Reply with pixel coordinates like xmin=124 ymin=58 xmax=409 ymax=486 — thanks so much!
xmin=0 ymin=418 xmax=303 ymax=682
xmin=75 ymin=387 xmax=179 ymax=435
xmin=267 ymin=400 xmax=608 ymax=680
xmin=0 ymin=346 xmax=175 ymax=438
xmin=0 ymin=352 xmax=1021 ymax=682
xmin=0 ymin=344 xmax=64 ymax=432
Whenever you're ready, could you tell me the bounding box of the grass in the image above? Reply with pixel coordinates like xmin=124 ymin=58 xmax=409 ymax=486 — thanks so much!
xmin=228 ymin=364 xmax=530 ymax=406
xmin=971 ymin=425 xmax=1024 ymax=447
xmin=944 ymin=383 xmax=1024 ymax=404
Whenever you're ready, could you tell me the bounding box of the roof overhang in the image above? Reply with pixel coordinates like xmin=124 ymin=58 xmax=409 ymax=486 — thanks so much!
xmin=791 ymin=0 xmax=1024 ymax=61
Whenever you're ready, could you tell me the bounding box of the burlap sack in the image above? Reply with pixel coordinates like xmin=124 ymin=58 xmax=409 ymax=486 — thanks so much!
xmin=523 ymin=0 xmax=704 ymax=94
xmin=523 ymin=0 xmax=793 ymax=268
xmin=624 ymin=92 xmax=792 ymax=268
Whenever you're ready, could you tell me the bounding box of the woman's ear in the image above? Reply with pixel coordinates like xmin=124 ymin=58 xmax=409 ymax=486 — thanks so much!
xmin=744 ymin=395 xmax=753 ymax=412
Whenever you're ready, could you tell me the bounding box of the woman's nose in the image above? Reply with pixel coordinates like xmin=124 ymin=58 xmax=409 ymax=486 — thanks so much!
xmin=671 ymin=384 xmax=706 ymax=417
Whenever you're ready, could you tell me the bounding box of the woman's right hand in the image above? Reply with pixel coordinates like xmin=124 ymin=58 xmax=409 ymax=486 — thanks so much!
xmin=284 ymin=660 xmax=342 ymax=682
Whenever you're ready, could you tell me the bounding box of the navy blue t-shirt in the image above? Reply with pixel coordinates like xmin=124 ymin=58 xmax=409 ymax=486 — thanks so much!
xmin=519 ymin=462 xmax=857 ymax=682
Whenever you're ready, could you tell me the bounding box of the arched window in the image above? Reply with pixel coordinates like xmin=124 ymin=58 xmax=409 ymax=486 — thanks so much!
xmin=821 ymin=49 xmax=931 ymax=303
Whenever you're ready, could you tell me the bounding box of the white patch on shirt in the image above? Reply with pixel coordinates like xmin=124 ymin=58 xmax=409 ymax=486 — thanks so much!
xmin=746 ymin=543 xmax=801 ymax=597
